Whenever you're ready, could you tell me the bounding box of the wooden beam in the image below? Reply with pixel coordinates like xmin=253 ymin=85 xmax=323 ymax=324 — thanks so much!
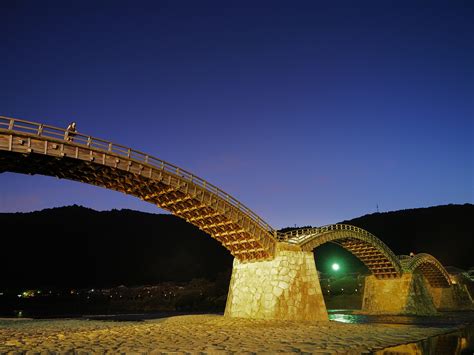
xmin=186 ymin=212 xmax=221 ymax=222
xmin=233 ymin=247 xmax=265 ymax=255
xmin=160 ymin=195 xmax=194 ymax=208
xmin=201 ymin=220 xmax=236 ymax=230
xmin=175 ymin=203 xmax=208 ymax=214
xmin=223 ymin=239 xmax=258 ymax=247
xmin=213 ymin=229 xmax=246 ymax=238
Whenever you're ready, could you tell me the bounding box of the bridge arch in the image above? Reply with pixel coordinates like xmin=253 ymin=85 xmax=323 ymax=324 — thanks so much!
xmin=279 ymin=225 xmax=402 ymax=278
xmin=0 ymin=116 xmax=277 ymax=261
xmin=399 ymin=253 xmax=451 ymax=288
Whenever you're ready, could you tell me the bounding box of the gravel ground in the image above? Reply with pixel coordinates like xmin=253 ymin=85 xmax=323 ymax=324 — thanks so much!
xmin=0 ymin=314 xmax=462 ymax=354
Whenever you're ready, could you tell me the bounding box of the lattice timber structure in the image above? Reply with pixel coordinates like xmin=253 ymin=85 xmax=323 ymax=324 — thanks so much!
xmin=279 ymin=224 xmax=403 ymax=278
xmin=0 ymin=116 xmax=277 ymax=261
xmin=399 ymin=253 xmax=451 ymax=288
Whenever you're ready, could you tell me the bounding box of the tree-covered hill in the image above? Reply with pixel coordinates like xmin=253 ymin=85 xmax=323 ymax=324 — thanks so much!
xmin=1 ymin=203 xmax=472 ymax=289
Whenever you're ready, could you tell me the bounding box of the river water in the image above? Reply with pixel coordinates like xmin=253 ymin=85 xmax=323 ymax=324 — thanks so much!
xmin=328 ymin=310 xmax=474 ymax=354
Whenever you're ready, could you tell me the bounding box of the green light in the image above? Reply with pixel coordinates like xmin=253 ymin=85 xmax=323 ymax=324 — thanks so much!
xmin=332 ymin=263 xmax=340 ymax=271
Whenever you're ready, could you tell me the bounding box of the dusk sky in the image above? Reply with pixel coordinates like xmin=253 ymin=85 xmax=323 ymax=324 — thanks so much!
xmin=1 ymin=1 xmax=472 ymax=228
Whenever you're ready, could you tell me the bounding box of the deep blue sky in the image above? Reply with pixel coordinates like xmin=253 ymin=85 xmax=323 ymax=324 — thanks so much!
xmin=1 ymin=1 xmax=473 ymax=228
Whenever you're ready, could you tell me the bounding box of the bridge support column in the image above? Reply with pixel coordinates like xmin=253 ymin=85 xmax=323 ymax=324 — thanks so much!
xmin=428 ymin=284 xmax=474 ymax=311
xmin=225 ymin=243 xmax=328 ymax=321
xmin=362 ymin=273 xmax=437 ymax=315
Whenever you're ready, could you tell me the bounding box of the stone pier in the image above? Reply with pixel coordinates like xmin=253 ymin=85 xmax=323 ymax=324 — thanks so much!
xmin=428 ymin=283 xmax=474 ymax=311
xmin=362 ymin=273 xmax=437 ymax=315
xmin=224 ymin=243 xmax=328 ymax=321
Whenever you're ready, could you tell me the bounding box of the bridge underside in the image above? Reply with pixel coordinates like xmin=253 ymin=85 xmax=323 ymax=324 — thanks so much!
xmin=415 ymin=263 xmax=451 ymax=288
xmin=0 ymin=148 xmax=275 ymax=261
xmin=331 ymin=238 xmax=400 ymax=278
xmin=297 ymin=230 xmax=401 ymax=279
xmin=400 ymin=254 xmax=451 ymax=289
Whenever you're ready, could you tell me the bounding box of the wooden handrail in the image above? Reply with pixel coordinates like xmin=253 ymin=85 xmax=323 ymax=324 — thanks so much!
xmin=0 ymin=115 xmax=275 ymax=234
xmin=279 ymin=223 xmax=375 ymax=240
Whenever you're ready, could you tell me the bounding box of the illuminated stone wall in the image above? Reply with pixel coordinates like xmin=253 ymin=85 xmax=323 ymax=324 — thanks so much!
xmin=224 ymin=243 xmax=328 ymax=321
xmin=362 ymin=273 xmax=437 ymax=315
xmin=429 ymin=283 xmax=474 ymax=311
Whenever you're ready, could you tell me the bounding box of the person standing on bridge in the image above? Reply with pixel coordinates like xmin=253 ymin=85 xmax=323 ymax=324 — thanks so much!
xmin=65 ymin=121 xmax=77 ymax=141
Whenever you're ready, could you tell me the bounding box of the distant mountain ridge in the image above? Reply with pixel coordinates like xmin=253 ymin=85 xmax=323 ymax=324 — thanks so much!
xmin=0 ymin=204 xmax=472 ymax=289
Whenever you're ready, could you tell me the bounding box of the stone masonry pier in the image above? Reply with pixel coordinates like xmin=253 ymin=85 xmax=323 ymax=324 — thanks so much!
xmin=225 ymin=243 xmax=328 ymax=321
xmin=362 ymin=273 xmax=437 ymax=315
xmin=429 ymin=283 xmax=474 ymax=311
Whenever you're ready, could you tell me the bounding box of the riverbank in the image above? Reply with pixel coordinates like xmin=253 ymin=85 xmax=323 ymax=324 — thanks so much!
xmin=0 ymin=314 xmax=470 ymax=353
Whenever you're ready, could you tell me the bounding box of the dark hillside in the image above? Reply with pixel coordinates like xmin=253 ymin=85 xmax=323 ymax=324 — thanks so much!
xmin=0 ymin=205 xmax=233 ymax=289
xmin=0 ymin=204 xmax=471 ymax=289
xmin=342 ymin=204 xmax=474 ymax=269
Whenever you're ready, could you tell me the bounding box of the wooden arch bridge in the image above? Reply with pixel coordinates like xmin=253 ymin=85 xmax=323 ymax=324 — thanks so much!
xmin=0 ymin=116 xmax=462 ymax=320
xmin=0 ymin=116 xmax=277 ymax=261
xmin=399 ymin=253 xmax=452 ymax=288
xmin=278 ymin=225 xmax=403 ymax=279
xmin=278 ymin=227 xmax=453 ymax=287
xmin=0 ymin=116 xmax=453 ymax=280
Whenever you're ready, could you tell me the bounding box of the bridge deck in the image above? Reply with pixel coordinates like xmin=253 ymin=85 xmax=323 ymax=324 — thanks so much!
xmin=0 ymin=116 xmax=277 ymax=261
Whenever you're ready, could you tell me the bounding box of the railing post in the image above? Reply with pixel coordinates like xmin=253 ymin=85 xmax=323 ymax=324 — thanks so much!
xmin=87 ymin=137 xmax=92 ymax=147
xmin=108 ymin=143 xmax=112 ymax=152
xmin=8 ymin=119 xmax=14 ymax=130
xmin=37 ymin=124 xmax=43 ymax=136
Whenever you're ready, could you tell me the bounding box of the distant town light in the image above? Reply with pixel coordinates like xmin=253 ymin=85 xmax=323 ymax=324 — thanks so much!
xmin=21 ymin=290 xmax=36 ymax=298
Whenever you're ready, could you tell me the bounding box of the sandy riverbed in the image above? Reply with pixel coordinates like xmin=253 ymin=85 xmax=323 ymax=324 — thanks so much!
xmin=0 ymin=314 xmax=463 ymax=354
